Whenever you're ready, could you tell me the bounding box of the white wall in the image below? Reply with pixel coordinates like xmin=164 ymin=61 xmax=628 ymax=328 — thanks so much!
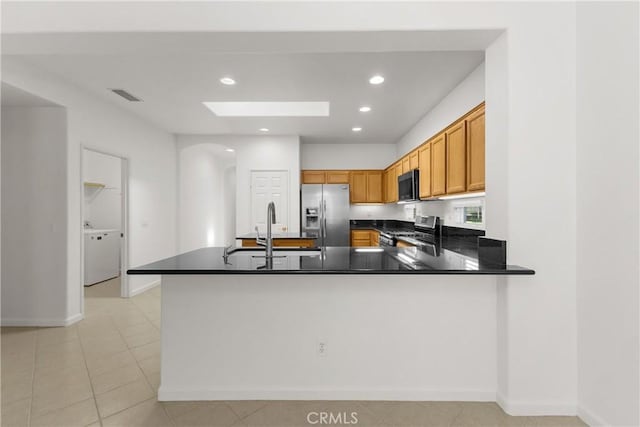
xmin=176 ymin=141 xmax=236 ymax=252
xmin=1 ymin=106 xmax=69 ymax=325
xmin=349 ymin=203 xmax=403 ymax=220
xmin=161 ymin=274 xmax=497 ymax=402
xmin=416 ymin=197 xmax=485 ymax=231
xmin=4 ymin=2 xmax=639 ymax=421
xmin=301 ymin=143 xmax=395 ymax=169
xmin=2 ymin=56 xmax=178 ymax=317
xmin=576 ymin=3 xmax=639 ymax=426
xmin=396 ymin=62 xmax=485 ymax=157
xmin=176 ymin=134 xmax=301 ymax=236
xmin=83 ymin=149 xmax=121 ymax=231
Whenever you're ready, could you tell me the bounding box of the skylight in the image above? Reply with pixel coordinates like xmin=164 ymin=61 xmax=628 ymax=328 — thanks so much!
xmin=203 ymin=102 xmax=330 ymax=117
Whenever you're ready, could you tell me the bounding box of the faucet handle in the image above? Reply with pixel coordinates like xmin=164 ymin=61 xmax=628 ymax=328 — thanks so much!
xmin=255 ymin=226 xmax=266 ymax=246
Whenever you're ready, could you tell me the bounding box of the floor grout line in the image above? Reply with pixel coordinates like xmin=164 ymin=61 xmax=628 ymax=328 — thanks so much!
xmin=27 ymin=329 xmax=37 ymax=427
xmin=76 ymin=322 xmax=104 ymax=427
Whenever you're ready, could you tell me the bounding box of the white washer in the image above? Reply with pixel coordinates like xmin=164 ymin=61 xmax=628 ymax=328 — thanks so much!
xmin=84 ymin=229 xmax=120 ymax=286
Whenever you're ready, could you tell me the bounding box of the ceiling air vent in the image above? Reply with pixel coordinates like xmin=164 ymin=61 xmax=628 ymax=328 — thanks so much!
xmin=110 ymin=89 xmax=142 ymax=102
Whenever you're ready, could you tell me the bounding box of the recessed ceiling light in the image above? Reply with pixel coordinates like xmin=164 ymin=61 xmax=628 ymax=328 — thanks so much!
xmin=203 ymin=102 xmax=330 ymax=117
xmin=359 ymin=106 xmax=371 ymax=112
xmin=369 ymin=75 xmax=385 ymax=85
xmin=225 ymin=148 xmax=235 ymax=152
xmin=219 ymin=77 xmax=236 ymax=85
xmin=352 ymin=127 xmax=362 ymax=132
xmin=259 ymin=128 xmax=269 ymax=132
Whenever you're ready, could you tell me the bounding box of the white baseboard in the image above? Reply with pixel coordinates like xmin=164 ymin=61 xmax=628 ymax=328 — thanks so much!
xmin=64 ymin=313 xmax=84 ymax=326
xmin=129 ymin=279 xmax=160 ymax=297
xmin=1 ymin=312 xmax=83 ymax=327
xmin=577 ymin=404 xmax=607 ymax=426
xmin=497 ymin=391 xmax=576 ymax=416
xmin=158 ymin=387 xmax=496 ymax=402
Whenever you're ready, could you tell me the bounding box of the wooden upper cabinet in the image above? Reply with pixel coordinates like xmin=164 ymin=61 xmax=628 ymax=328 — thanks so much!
xmin=350 ymin=171 xmax=383 ymax=203
xmin=418 ymin=143 xmax=432 ymax=199
xmin=446 ymin=121 xmax=467 ymax=194
xmin=466 ymin=106 xmax=485 ymax=191
xmin=431 ymin=133 xmax=446 ymax=196
xmin=409 ymin=150 xmax=419 ymax=170
xmin=402 ymin=157 xmax=410 ymax=174
xmin=381 ymin=169 xmax=388 ymax=203
xmin=386 ymin=167 xmax=395 ymax=203
xmin=349 ymin=171 xmax=368 ymax=203
xmin=326 ymin=170 xmax=350 ymax=184
xmin=394 ymin=162 xmax=403 ymax=200
xmin=301 ymin=170 xmax=326 ymax=184
xmin=366 ymin=171 xmax=383 ymax=202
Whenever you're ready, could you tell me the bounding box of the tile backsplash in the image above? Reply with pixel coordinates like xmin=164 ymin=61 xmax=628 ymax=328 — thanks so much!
xmin=349 ymin=196 xmax=486 ymax=231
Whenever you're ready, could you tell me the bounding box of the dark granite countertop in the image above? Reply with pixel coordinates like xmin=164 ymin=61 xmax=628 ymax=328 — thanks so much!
xmin=237 ymin=232 xmax=316 ymax=240
xmin=128 ymin=246 xmax=534 ymax=275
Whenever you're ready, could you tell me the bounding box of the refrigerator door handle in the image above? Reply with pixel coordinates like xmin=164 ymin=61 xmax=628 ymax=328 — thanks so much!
xmin=322 ymin=199 xmax=327 ymax=239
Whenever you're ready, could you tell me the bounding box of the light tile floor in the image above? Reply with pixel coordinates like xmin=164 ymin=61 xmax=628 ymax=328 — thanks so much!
xmin=1 ymin=279 xmax=587 ymax=427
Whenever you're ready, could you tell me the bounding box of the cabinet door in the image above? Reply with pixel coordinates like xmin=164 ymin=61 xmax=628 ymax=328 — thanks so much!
xmin=371 ymin=230 xmax=380 ymax=246
xmin=351 ymin=230 xmax=371 ymax=246
xmin=366 ymin=171 xmax=383 ymax=202
xmin=418 ymin=143 xmax=431 ymax=198
xmin=409 ymin=150 xmax=419 ymax=170
xmin=386 ymin=167 xmax=394 ymax=203
xmin=301 ymin=170 xmax=326 ymax=184
xmin=396 ymin=240 xmax=415 ymax=248
xmin=466 ymin=107 xmax=485 ymax=191
xmin=402 ymin=157 xmax=410 ymax=174
xmin=349 ymin=171 xmax=367 ymax=203
xmin=446 ymin=121 xmax=467 ymax=194
xmin=394 ymin=163 xmax=403 ymax=201
xmin=431 ymin=133 xmax=446 ymax=196
xmin=326 ymin=170 xmax=350 ymax=184
xmin=382 ymin=169 xmax=388 ymax=203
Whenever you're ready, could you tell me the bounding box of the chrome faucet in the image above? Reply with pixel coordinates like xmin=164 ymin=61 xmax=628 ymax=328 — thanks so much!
xmin=255 ymin=201 xmax=277 ymax=258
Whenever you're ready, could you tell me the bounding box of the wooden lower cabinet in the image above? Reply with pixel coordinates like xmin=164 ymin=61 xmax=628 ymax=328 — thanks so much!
xmin=350 ymin=229 xmax=380 ymax=247
xmin=371 ymin=230 xmax=380 ymax=246
xmin=396 ymin=240 xmax=415 ymax=248
xmin=241 ymin=238 xmax=316 ymax=248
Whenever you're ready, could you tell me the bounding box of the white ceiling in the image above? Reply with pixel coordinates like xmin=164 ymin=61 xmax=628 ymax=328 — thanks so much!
xmin=1 ymin=82 xmax=59 ymax=107
xmin=4 ymin=31 xmax=489 ymax=144
xmin=16 ymin=51 xmax=483 ymax=144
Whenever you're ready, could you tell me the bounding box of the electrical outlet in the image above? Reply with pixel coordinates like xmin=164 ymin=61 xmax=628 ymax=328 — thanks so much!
xmin=318 ymin=341 xmax=328 ymax=357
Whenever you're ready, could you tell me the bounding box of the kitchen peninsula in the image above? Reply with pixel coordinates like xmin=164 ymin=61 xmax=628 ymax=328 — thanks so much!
xmin=129 ymin=245 xmax=533 ymax=402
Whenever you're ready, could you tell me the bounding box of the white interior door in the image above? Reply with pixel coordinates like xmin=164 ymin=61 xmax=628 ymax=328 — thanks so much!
xmin=251 ymin=170 xmax=289 ymax=234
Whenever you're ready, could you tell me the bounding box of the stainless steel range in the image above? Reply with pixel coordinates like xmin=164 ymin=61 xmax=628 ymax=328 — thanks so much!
xmin=379 ymin=216 xmax=441 ymax=254
xmin=378 ymin=231 xmax=397 ymax=247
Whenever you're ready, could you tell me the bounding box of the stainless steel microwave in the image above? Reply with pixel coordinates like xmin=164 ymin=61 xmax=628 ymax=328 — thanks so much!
xmin=398 ymin=170 xmax=419 ymax=203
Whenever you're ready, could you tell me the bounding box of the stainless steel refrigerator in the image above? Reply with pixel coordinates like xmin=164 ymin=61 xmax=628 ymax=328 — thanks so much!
xmin=301 ymin=184 xmax=350 ymax=246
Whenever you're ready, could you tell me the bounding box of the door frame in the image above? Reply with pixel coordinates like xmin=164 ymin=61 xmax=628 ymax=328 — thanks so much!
xmin=79 ymin=145 xmax=130 ymax=309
